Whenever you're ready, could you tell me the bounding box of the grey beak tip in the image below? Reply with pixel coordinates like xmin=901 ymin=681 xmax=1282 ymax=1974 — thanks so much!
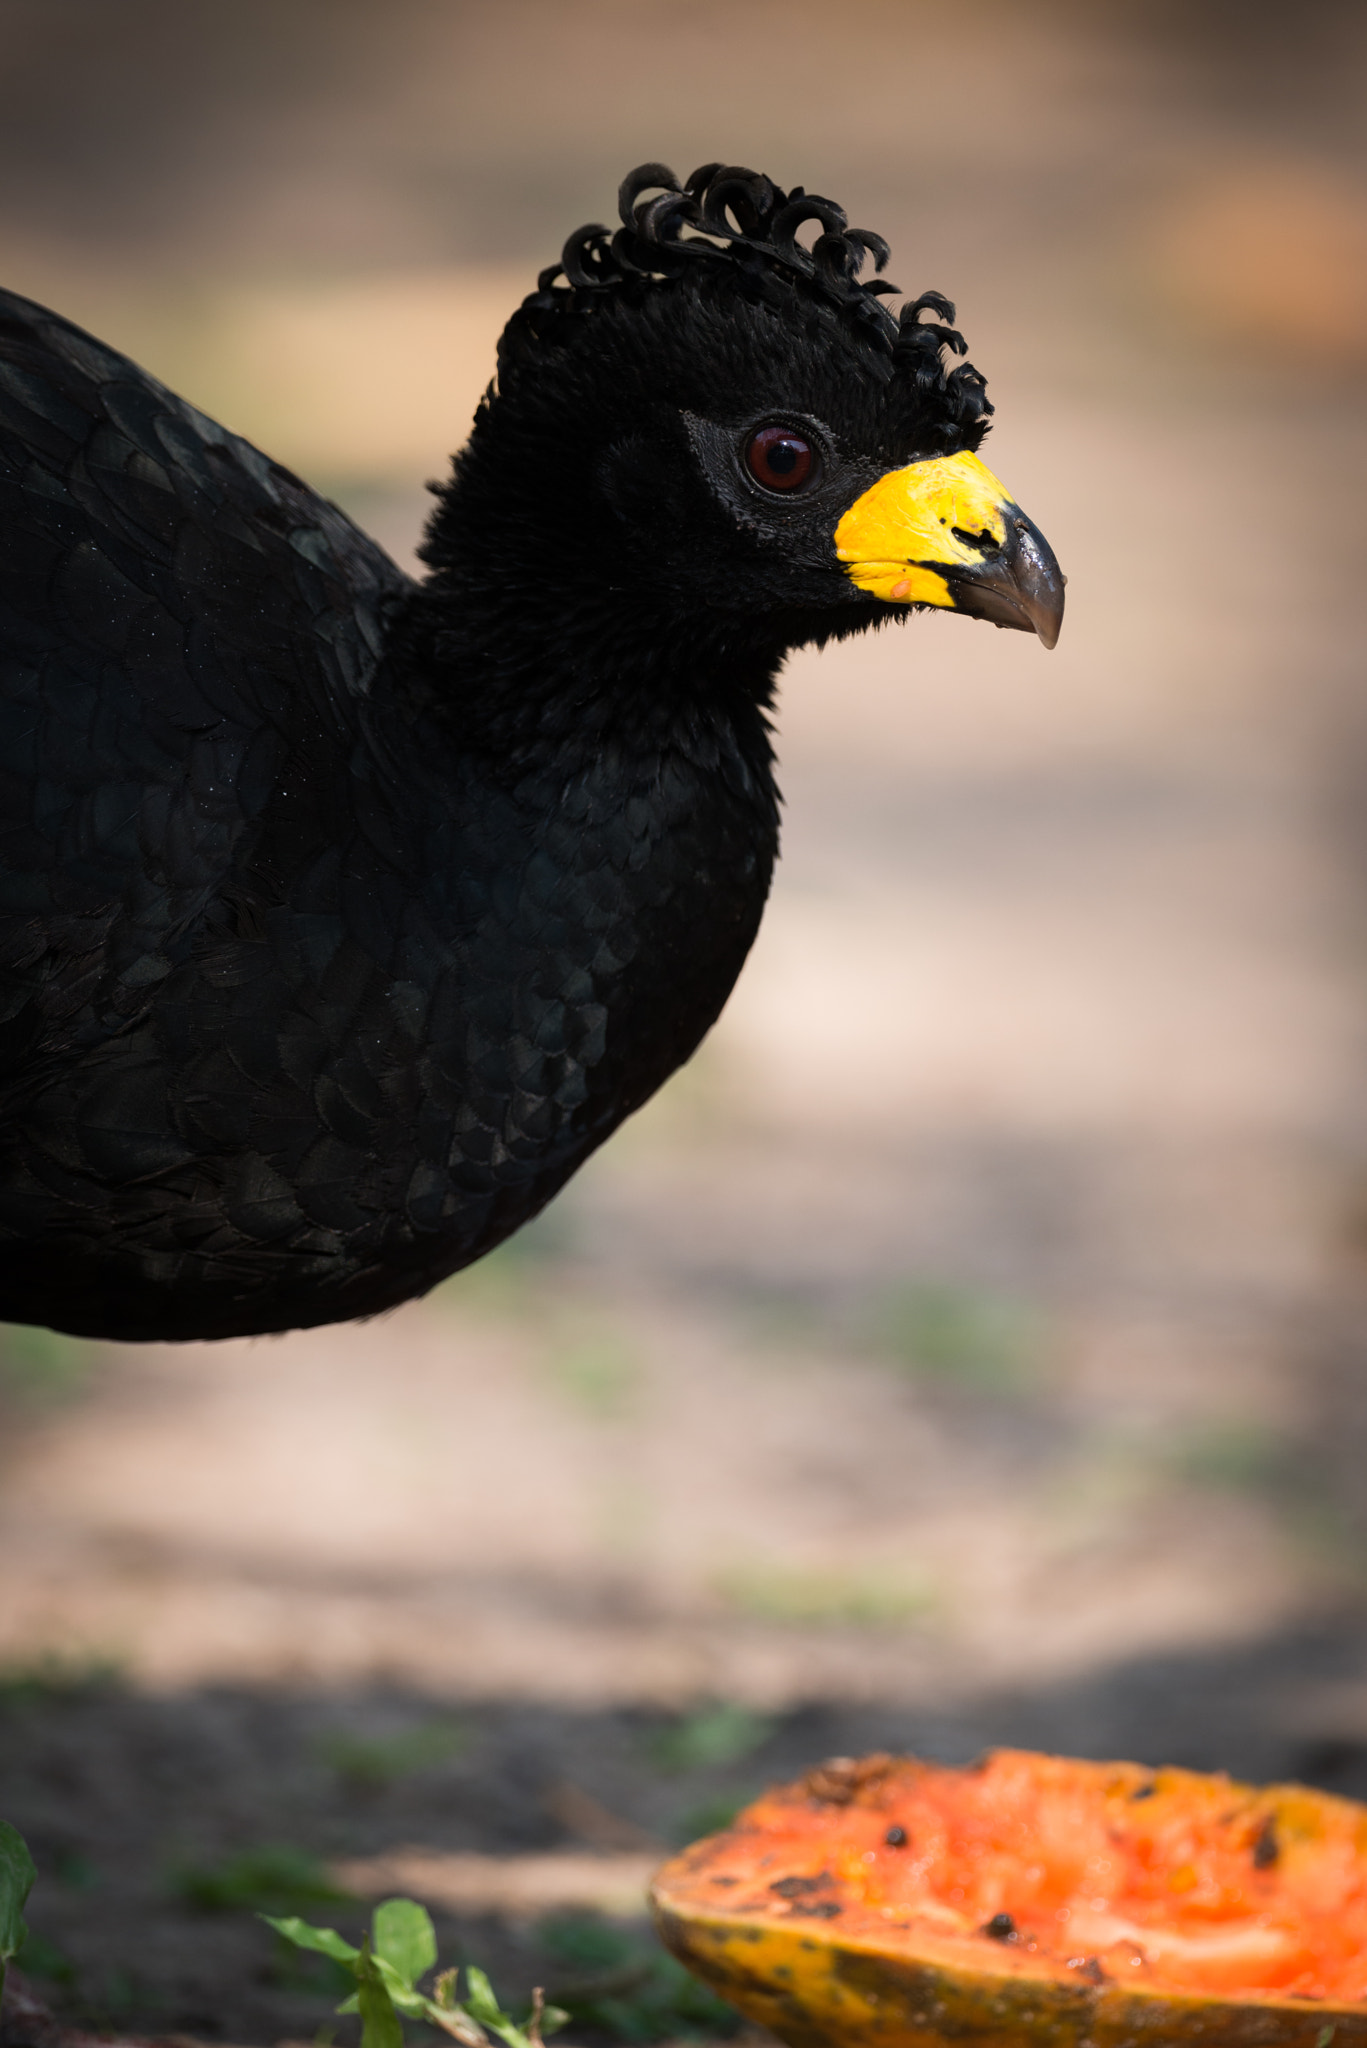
xmin=932 ymin=508 xmax=1065 ymax=649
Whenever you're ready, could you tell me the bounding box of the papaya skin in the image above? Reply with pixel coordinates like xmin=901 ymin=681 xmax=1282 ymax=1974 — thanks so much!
xmin=648 ymin=1752 xmax=1367 ymax=2048
xmin=652 ymin=1894 xmax=1367 ymax=2048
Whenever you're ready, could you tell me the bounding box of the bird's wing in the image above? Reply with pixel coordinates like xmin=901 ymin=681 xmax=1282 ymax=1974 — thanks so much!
xmin=0 ymin=285 xmax=412 ymax=1077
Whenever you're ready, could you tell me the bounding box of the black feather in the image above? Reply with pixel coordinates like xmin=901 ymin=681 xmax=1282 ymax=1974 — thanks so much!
xmin=0 ymin=162 xmax=998 ymax=1341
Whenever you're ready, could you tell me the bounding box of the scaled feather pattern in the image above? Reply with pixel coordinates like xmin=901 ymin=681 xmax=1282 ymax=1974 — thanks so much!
xmin=0 ymin=164 xmax=1028 ymax=1341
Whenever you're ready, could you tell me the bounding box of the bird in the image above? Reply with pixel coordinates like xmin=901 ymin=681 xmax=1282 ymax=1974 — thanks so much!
xmin=0 ymin=161 xmax=1063 ymax=1344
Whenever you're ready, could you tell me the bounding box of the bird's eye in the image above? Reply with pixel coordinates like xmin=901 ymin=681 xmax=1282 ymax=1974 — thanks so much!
xmin=744 ymin=425 xmax=815 ymax=493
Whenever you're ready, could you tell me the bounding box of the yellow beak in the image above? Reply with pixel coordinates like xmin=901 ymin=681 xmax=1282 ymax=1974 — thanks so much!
xmin=834 ymin=449 xmax=1065 ymax=649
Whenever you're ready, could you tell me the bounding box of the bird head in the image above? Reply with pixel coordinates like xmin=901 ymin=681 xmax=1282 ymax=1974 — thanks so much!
xmin=424 ymin=162 xmax=1063 ymax=709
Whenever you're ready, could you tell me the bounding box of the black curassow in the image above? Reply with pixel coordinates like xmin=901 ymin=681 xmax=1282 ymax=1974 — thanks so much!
xmin=0 ymin=163 xmax=1063 ymax=1342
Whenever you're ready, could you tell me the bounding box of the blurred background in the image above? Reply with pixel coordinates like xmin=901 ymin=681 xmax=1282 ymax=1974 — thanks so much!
xmin=2 ymin=0 xmax=1367 ymax=2038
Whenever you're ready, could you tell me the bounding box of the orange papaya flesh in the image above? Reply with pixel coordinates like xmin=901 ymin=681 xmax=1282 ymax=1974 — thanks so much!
xmin=649 ymin=1749 xmax=1367 ymax=2048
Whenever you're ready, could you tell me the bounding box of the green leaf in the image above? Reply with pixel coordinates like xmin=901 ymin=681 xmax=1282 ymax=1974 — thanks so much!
xmin=462 ymin=1968 xmax=504 ymax=2027
xmin=372 ymin=1898 xmax=437 ymax=1991
xmin=357 ymin=1938 xmax=406 ymax=2048
xmin=0 ymin=1821 xmax=36 ymax=1963
xmin=260 ymin=1913 xmax=360 ymax=1966
xmin=417 ymin=1991 xmax=489 ymax=2048
xmin=422 ymin=1968 xmax=492 ymax=2046
xmin=370 ymin=1960 xmax=429 ymax=2017
xmin=461 ymin=1967 xmax=535 ymax=2048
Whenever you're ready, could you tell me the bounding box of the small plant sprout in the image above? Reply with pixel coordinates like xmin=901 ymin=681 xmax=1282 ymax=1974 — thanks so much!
xmin=646 ymin=1702 xmax=772 ymax=1775
xmin=175 ymin=1844 xmax=352 ymax=1914
xmin=264 ymin=1897 xmax=568 ymax=2048
xmin=0 ymin=1819 xmax=37 ymax=2008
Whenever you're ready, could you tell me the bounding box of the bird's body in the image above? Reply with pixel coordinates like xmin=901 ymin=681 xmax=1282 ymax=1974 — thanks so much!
xmin=0 ymin=164 xmax=1061 ymax=1342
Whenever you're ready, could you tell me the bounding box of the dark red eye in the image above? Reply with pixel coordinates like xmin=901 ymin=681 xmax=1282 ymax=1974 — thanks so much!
xmin=744 ymin=425 xmax=815 ymax=493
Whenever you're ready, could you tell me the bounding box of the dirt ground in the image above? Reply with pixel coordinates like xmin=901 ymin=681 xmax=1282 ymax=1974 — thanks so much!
xmin=1 ymin=1 xmax=1367 ymax=2041
xmin=7 ymin=1649 xmax=1367 ymax=2046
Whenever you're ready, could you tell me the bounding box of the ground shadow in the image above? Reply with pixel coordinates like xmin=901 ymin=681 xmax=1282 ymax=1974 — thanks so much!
xmin=5 ymin=1611 xmax=1367 ymax=2041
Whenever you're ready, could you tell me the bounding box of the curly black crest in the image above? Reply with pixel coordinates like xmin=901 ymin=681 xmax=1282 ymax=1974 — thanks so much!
xmin=509 ymin=161 xmax=992 ymax=446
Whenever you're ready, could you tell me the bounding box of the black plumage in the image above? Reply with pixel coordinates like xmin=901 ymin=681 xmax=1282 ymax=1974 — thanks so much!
xmin=0 ymin=163 xmax=1062 ymax=1342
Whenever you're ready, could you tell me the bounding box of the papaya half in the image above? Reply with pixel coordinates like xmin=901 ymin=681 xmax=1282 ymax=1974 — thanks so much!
xmin=649 ymin=1749 xmax=1367 ymax=2048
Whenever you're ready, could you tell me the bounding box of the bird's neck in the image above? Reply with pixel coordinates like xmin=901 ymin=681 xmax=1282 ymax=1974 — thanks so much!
xmin=391 ymin=450 xmax=789 ymax=786
xmin=391 ymin=582 xmax=780 ymax=791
